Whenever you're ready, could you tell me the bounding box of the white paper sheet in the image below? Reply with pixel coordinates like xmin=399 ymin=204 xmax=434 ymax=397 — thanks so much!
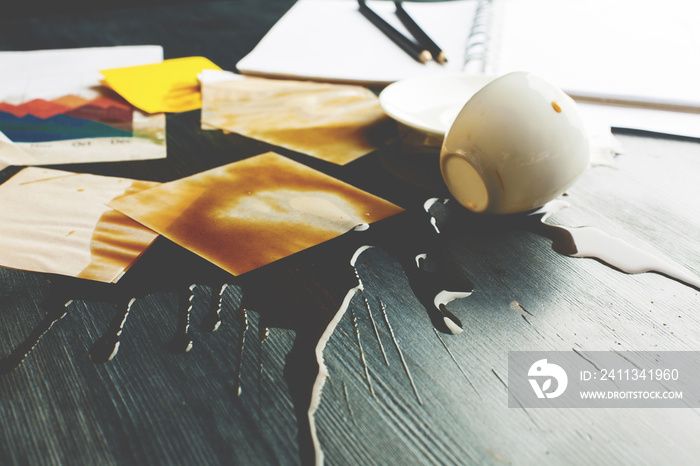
xmin=490 ymin=0 xmax=700 ymax=111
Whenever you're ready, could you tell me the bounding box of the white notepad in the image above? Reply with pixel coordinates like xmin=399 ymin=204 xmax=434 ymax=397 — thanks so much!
xmin=236 ymin=0 xmax=481 ymax=85
xmin=238 ymin=0 xmax=700 ymax=109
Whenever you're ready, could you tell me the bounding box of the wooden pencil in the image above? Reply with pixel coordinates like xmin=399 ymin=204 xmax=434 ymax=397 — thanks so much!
xmin=394 ymin=1 xmax=447 ymax=64
xmin=357 ymin=0 xmax=432 ymax=64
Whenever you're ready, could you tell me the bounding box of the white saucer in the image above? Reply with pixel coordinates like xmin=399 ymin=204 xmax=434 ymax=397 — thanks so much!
xmin=379 ymin=73 xmax=496 ymax=137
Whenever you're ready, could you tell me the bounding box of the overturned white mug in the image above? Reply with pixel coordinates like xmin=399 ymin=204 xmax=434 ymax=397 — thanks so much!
xmin=440 ymin=72 xmax=590 ymax=214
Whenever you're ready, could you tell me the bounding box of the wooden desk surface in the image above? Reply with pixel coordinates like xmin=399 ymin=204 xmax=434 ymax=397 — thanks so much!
xmin=2 ymin=2 xmax=700 ymax=465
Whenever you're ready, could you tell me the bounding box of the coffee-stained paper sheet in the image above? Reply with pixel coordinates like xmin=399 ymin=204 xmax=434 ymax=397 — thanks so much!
xmin=199 ymin=73 xmax=393 ymax=165
xmin=0 ymin=167 xmax=159 ymax=283
xmin=110 ymin=152 xmax=404 ymax=276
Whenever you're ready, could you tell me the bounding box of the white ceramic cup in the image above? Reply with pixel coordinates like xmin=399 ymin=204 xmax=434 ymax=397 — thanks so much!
xmin=439 ymin=72 xmax=590 ymax=214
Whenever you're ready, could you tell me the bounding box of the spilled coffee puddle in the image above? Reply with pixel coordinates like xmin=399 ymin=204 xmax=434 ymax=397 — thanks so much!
xmin=305 ymin=197 xmax=700 ymax=464
xmin=1 ymin=193 xmax=699 ymax=465
xmin=526 ymin=200 xmax=700 ymax=291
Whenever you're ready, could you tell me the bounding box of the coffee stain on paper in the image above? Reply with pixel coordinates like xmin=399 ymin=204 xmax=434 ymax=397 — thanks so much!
xmin=0 ymin=167 xmax=159 ymax=283
xmin=109 ymin=152 xmax=405 ymax=276
xmin=200 ymin=76 xmax=393 ymax=165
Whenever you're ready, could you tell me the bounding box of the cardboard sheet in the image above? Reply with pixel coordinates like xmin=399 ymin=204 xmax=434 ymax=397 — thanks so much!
xmin=0 ymin=167 xmax=159 ymax=283
xmin=200 ymin=72 xmax=393 ymax=165
xmin=0 ymin=46 xmax=166 ymax=166
xmin=101 ymin=57 xmax=222 ymax=114
xmin=110 ymin=152 xmax=404 ymax=276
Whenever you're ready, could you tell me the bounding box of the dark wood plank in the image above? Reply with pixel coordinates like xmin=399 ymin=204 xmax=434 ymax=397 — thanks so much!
xmin=313 ymin=134 xmax=700 ymax=465
xmin=1 ymin=3 xmax=700 ymax=466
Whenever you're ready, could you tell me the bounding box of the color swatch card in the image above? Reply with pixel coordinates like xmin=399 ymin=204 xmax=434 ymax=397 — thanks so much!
xmin=0 ymin=46 xmax=166 ymax=167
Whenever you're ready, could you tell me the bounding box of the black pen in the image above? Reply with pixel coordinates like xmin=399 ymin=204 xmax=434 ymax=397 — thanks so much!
xmin=357 ymin=0 xmax=432 ymax=64
xmin=394 ymin=1 xmax=447 ymax=64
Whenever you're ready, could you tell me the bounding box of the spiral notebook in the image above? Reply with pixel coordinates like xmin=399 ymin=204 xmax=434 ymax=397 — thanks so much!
xmin=237 ymin=0 xmax=700 ymax=112
xmin=236 ymin=0 xmax=486 ymax=85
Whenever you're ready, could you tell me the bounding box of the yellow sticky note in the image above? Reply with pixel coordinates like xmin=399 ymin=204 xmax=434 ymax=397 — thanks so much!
xmin=101 ymin=56 xmax=222 ymax=114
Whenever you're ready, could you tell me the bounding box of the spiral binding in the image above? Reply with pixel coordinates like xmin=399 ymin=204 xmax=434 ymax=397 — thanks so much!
xmin=463 ymin=0 xmax=496 ymax=73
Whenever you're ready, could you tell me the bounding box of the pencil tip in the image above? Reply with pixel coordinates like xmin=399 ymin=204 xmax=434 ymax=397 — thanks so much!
xmin=437 ymin=51 xmax=448 ymax=64
xmin=419 ymin=50 xmax=433 ymax=63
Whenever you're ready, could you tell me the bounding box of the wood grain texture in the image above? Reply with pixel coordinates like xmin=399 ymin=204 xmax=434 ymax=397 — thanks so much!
xmin=312 ymin=134 xmax=700 ymax=465
xmin=2 ymin=3 xmax=700 ymax=466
